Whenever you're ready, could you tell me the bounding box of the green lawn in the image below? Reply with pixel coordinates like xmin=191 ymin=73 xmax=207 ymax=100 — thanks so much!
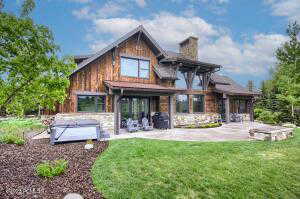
xmin=0 ymin=118 xmax=44 ymax=137
xmin=92 ymin=128 xmax=300 ymax=199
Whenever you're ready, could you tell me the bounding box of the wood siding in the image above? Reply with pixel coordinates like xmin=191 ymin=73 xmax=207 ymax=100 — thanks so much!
xmin=58 ymin=34 xmax=162 ymax=113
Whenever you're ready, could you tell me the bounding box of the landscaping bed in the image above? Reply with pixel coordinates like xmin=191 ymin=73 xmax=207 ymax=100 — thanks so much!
xmin=0 ymin=138 xmax=108 ymax=199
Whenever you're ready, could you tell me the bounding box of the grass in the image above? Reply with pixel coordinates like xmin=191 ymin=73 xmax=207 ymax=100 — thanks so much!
xmin=92 ymin=128 xmax=300 ymax=199
xmin=0 ymin=118 xmax=44 ymax=144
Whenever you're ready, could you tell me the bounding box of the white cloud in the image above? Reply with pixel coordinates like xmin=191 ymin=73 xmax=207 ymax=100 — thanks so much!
xmin=71 ymin=0 xmax=287 ymax=76
xmin=200 ymin=33 xmax=288 ymax=74
xmin=265 ymin=0 xmax=300 ymax=21
xmin=135 ymin=0 xmax=147 ymax=8
xmin=72 ymin=1 xmax=124 ymax=19
xmin=92 ymin=12 xmax=218 ymax=51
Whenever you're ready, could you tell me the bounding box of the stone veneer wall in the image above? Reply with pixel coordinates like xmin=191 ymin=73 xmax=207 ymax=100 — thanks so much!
xmin=174 ymin=113 xmax=220 ymax=127
xmin=55 ymin=113 xmax=114 ymax=133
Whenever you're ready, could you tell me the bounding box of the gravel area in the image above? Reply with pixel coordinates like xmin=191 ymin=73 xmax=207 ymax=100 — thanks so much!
xmin=0 ymin=139 xmax=108 ymax=199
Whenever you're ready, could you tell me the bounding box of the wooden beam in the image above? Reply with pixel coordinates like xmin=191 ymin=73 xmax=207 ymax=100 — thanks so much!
xmin=225 ymin=94 xmax=230 ymax=124
xmin=249 ymin=98 xmax=254 ymax=122
xmin=168 ymin=95 xmax=174 ymax=129
xmin=114 ymin=94 xmax=120 ymax=135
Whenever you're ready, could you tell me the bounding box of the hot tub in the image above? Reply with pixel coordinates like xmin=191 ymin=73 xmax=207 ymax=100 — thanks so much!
xmin=50 ymin=119 xmax=102 ymax=145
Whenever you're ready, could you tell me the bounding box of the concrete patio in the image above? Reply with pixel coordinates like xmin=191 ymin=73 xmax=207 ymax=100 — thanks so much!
xmin=33 ymin=122 xmax=282 ymax=142
xmin=109 ymin=122 xmax=274 ymax=142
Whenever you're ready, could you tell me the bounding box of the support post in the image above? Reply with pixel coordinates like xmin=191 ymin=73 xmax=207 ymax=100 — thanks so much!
xmin=224 ymin=94 xmax=230 ymax=124
xmin=114 ymin=95 xmax=120 ymax=135
xmin=249 ymin=98 xmax=254 ymax=122
xmin=168 ymin=95 xmax=174 ymax=129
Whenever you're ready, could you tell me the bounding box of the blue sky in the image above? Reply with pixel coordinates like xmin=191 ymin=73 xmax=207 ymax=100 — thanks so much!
xmin=4 ymin=0 xmax=300 ymax=87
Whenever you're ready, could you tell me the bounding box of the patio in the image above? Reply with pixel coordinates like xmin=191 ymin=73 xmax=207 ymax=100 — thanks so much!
xmin=109 ymin=122 xmax=273 ymax=142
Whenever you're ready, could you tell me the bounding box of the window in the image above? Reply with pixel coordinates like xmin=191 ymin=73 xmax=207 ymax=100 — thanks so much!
xmin=192 ymin=95 xmax=204 ymax=113
xmin=121 ymin=57 xmax=150 ymax=78
xmin=238 ymin=100 xmax=247 ymax=113
xmin=176 ymin=95 xmax=189 ymax=113
xmin=77 ymin=95 xmax=106 ymax=112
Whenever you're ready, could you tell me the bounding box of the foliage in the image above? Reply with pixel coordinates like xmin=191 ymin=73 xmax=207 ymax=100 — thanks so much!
xmin=0 ymin=118 xmax=44 ymax=136
xmin=255 ymin=109 xmax=280 ymax=124
xmin=36 ymin=159 xmax=68 ymax=178
xmin=198 ymin=122 xmax=222 ymax=128
xmin=255 ymin=21 xmax=300 ymax=125
xmin=0 ymin=133 xmax=25 ymax=145
xmin=92 ymin=130 xmax=300 ymax=198
xmin=0 ymin=1 xmax=76 ymax=116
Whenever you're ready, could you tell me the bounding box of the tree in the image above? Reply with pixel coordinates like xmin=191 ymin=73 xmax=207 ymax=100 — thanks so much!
xmin=0 ymin=1 xmax=76 ymax=115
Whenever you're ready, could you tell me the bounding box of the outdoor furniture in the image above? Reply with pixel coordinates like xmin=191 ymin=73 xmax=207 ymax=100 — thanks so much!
xmin=152 ymin=112 xmax=169 ymax=129
xmin=141 ymin=117 xmax=154 ymax=131
xmin=230 ymin=113 xmax=243 ymax=122
xmin=50 ymin=119 xmax=102 ymax=145
xmin=126 ymin=118 xmax=139 ymax=132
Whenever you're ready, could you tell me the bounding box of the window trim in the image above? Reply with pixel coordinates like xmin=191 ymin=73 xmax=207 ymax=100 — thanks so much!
xmin=120 ymin=56 xmax=150 ymax=79
xmin=192 ymin=94 xmax=205 ymax=113
xmin=176 ymin=94 xmax=189 ymax=113
xmin=77 ymin=95 xmax=106 ymax=113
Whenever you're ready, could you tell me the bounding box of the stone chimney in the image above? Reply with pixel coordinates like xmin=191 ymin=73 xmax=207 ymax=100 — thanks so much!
xmin=179 ymin=36 xmax=199 ymax=61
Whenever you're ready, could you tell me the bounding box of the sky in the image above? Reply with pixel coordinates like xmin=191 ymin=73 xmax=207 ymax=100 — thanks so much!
xmin=4 ymin=0 xmax=300 ymax=88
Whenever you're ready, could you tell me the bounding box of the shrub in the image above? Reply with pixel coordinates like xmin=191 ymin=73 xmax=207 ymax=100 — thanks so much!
xmin=254 ymin=108 xmax=264 ymax=119
xmin=36 ymin=159 xmax=68 ymax=178
xmin=199 ymin=123 xmax=222 ymax=128
xmin=257 ymin=110 xmax=280 ymax=124
xmin=0 ymin=134 xmax=25 ymax=145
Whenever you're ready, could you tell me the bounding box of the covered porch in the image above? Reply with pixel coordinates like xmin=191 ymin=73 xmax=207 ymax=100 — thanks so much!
xmin=104 ymin=81 xmax=183 ymax=134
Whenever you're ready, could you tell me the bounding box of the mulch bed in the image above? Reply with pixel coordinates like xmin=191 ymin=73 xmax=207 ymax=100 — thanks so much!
xmin=0 ymin=138 xmax=109 ymax=199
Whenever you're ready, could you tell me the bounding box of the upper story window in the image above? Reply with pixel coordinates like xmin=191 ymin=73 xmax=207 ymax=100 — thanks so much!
xmin=121 ymin=57 xmax=150 ymax=78
xmin=77 ymin=95 xmax=105 ymax=112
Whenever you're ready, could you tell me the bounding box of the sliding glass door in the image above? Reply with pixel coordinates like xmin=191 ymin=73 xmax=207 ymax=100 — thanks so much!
xmin=120 ymin=97 xmax=150 ymax=128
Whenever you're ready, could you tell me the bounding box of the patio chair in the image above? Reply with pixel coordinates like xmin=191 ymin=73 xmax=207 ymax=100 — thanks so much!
xmin=141 ymin=117 xmax=153 ymax=131
xmin=126 ymin=118 xmax=139 ymax=132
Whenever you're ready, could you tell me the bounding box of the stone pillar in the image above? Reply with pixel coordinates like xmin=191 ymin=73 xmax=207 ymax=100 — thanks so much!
xmin=225 ymin=94 xmax=230 ymax=123
xmin=114 ymin=95 xmax=120 ymax=134
xmin=168 ymin=95 xmax=174 ymax=129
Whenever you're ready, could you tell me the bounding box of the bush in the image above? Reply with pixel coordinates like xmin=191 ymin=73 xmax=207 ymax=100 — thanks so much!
xmin=0 ymin=134 xmax=25 ymax=145
xmin=256 ymin=109 xmax=280 ymax=124
xmin=36 ymin=159 xmax=68 ymax=178
xmin=199 ymin=123 xmax=222 ymax=128
xmin=254 ymin=108 xmax=264 ymax=119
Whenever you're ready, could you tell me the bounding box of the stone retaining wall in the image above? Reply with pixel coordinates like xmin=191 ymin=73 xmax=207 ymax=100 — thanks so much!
xmin=55 ymin=113 xmax=114 ymax=133
xmin=174 ymin=113 xmax=220 ymax=127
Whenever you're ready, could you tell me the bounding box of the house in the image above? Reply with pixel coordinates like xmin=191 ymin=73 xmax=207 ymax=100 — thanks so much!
xmin=54 ymin=25 xmax=259 ymax=134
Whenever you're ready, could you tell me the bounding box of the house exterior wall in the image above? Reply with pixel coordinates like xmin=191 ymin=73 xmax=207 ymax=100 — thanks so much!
xmin=58 ymin=35 xmax=167 ymax=113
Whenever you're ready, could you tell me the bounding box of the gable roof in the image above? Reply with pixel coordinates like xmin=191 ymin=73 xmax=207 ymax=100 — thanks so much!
xmin=72 ymin=25 xmax=166 ymax=75
xmin=211 ymin=74 xmax=260 ymax=96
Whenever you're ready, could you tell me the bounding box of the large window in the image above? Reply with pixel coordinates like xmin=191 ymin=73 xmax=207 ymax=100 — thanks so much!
xmin=176 ymin=95 xmax=189 ymax=113
xmin=121 ymin=57 xmax=150 ymax=78
xmin=77 ymin=95 xmax=105 ymax=112
xmin=192 ymin=95 xmax=204 ymax=113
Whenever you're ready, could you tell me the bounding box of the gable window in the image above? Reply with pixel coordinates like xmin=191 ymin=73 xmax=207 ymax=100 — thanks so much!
xmin=77 ymin=95 xmax=106 ymax=112
xmin=121 ymin=57 xmax=150 ymax=78
xmin=192 ymin=95 xmax=204 ymax=113
xmin=176 ymin=95 xmax=189 ymax=113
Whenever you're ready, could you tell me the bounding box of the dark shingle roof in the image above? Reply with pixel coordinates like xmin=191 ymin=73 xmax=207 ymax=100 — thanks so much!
xmin=153 ymin=64 xmax=177 ymax=80
xmin=211 ymin=74 xmax=260 ymax=96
